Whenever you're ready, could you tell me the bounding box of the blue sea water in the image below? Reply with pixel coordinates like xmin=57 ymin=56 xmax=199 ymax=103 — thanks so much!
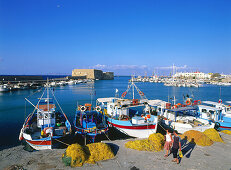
xmin=0 ymin=76 xmax=230 ymax=148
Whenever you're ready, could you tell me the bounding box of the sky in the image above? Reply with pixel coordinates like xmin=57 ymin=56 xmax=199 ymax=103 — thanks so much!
xmin=0 ymin=0 xmax=230 ymax=76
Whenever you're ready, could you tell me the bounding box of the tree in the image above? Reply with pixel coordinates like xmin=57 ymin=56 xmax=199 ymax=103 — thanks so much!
xmin=211 ymin=73 xmax=221 ymax=78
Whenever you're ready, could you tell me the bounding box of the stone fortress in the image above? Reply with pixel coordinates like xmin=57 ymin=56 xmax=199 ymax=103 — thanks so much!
xmin=72 ymin=69 xmax=114 ymax=80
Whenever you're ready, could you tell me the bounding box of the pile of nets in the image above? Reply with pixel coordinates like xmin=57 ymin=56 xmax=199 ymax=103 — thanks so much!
xmin=62 ymin=143 xmax=87 ymax=167
xmin=125 ymin=133 xmax=164 ymax=152
xmin=180 ymin=130 xmax=213 ymax=146
xmin=85 ymin=143 xmax=115 ymax=164
xmin=62 ymin=143 xmax=115 ymax=167
xmin=203 ymin=128 xmax=223 ymax=142
xmin=221 ymin=130 xmax=231 ymax=135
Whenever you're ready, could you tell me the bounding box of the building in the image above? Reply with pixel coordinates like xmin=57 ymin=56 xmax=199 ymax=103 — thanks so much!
xmin=72 ymin=69 xmax=114 ymax=80
xmin=174 ymin=72 xmax=211 ymax=79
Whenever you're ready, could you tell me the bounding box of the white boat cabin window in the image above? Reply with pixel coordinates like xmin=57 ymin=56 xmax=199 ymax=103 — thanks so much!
xmin=44 ymin=113 xmax=49 ymax=119
xmin=201 ymin=109 xmax=207 ymax=113
xmin=51 ymin=113 xmax=55 ymax=118
xmin=38 ymin=112 xmax=43 ymax=119
xmin=209 ymin=110 xmax=214 ymax=114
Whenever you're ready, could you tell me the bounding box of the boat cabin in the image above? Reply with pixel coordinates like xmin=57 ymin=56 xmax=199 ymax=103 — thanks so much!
xmin=197 ymin=105 xmax=222 ymax=121
xmin=37 ymin=101 xmax=56 ymax=128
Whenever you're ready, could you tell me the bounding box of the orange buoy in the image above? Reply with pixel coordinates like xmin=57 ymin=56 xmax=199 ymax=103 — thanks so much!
xmin=139 ymin=91 xmax=144 ymax=96
xmin=186 ymin=100 xmax=191 ymax=105
xmin=121 ymin=92 xmax=127 ymax=97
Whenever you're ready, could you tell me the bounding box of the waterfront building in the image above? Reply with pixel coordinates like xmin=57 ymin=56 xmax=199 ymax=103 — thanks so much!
xmin=72 ymin=69 xmax=114 ymax=80
xmin=174 ymin=72 xmax=211 ymax=79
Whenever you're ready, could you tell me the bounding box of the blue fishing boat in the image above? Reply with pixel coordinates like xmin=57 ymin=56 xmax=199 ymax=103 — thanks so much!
xmin=19 ymin=83 xmax=72 ymax=150
xmin=74 ymin=103 xmax=108 ymax=143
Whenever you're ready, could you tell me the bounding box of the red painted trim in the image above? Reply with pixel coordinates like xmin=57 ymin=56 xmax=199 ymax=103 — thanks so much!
xmin=108 ymin=122 xmax=156 ymax=129
xmin=26 ymin=139 xmax=51 ymax=145
xmin=220 ymin=126 xmax=231 ymax=129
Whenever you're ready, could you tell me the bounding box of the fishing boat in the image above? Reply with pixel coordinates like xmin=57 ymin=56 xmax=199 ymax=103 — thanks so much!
xmin=74 ymin=103 xmax=108 ymax=143
xmin=97 ymin=80 xmax=158 ymax=138
xmin=203 ymin=101 xmax=231 ymax=120
xmin=19 ymin=83 xmax=72 ymax=150
xmin=198 ymin=101 xmax=231 ymax=130
xmin=0 ymin=84 xmax=9 ymax=92
xmin=158 ymin=104 xmax=216 ymax=134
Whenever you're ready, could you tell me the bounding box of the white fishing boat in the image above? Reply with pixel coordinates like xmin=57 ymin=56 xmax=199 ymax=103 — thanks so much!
xmin=0 ymin=84 xmax=9 ymax=92
xmin=159 ymin=105 xmax=215 ymax=134
xmin=97 ymin=80 xmax=158 ymax=138
xmin=19 ymin=82 xmax=72 ymax=150
xmin=199 ymin=101 xmax=231 ymax=130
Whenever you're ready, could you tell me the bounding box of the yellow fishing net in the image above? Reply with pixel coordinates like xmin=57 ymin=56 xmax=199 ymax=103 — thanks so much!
xmin=62 ymin=143 xmax=115 ymax=167
xmin=85 ymin=142 xmax=115 ymax=164
xmin=125 ymin=139 xmax=152 ymax=151
xmin=203 ymin=128 xmax=223 ymax=142
xmin=221 ymin=130 xmax=231 ymax=135
xmin=125 ymin=133 xmax=165 ymax=152
xmin=148 ymin=133 xmax=165 ymax=151
xmin=181 ymin=130 xmax=213 ymax=146
xmin=63 ymin=143 xmax=87 ymax=167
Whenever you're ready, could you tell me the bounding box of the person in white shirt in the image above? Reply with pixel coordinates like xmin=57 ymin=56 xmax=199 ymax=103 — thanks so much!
xmin=164 ymin=129 xmax=173 ymax=157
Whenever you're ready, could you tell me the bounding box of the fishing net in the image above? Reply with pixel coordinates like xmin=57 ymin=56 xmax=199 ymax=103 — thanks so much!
xmin=62 ymin=143 xmax=87 ymax=167
xmin=203 ymin=128 xmax=223 ymax=142
xmin=221 ymin=130 xmax=231 ymax=135
xmin=125 ymin=133 xmax=164 ymax=152
xmin=181 ymin=130 xmax=213 ymax=146
xmin=148 ymin=133 xmax=165 ymax=151
xmin=125 ymin=139 xmax=153 ymax=151
xmin=85 ymin=142 xmax=115 ymax=164
xmin=62 ymin=143 xmax=115 ymax=167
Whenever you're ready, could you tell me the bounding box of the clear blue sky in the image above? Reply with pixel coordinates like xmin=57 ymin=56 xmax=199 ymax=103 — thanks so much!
xmin=0 ymin=0 xmax=230 ymax=75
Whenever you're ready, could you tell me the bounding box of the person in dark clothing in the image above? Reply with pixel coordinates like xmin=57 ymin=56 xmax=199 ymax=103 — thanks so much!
xmin=172 ymin=130 xmax=182 ymax=164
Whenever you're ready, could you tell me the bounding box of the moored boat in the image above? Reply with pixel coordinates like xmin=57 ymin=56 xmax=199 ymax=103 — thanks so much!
xmin=199 ymin=101 xmax=231 ymax=130
xmin=97 ymin=80 xmax=158 ymax=138
xmin=0 ymin=84 xmax=9 ymax=92
xmin=74 ymin=103 xmax=108 ymax=143
xmin=19 ymin=83 xmax=72 ymax=150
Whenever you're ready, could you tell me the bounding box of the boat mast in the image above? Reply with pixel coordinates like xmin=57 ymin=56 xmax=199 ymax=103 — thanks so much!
xmin=47 ymin=78 xmax=49 ymax=112
xmin=132 ymin=76 xmax=135 ymax=99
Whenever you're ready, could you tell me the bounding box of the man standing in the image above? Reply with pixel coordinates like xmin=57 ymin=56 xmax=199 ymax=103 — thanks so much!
xmin=172 ymin=130 xmax=181 ymax=164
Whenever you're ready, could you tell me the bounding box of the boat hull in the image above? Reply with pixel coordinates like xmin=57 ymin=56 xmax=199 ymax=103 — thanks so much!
xmin=108 ymin=120 xmax=157 ymax=138
xmin=25 ymin=139 xmax=52 ymax=150
xmin=218 ymin=121 xmax=231 ymax=131
xmin=23 ymin=133 xmax=67 ymax=150
xmin=161 ymin=120 xmax=215 ymax=134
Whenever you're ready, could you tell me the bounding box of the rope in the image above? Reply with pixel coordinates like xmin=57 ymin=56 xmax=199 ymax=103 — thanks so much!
xmin=23 ymin=88 xmax=46 ymax=126
xmin=54 ymin=138 xmax=70 ymax=146
xmin=37 ymin=139 xmax=48 ymax=146
xmin=51 ymin=89 xmax=71 ymax=125
xmin=26 ymin=87 xmax=43 ymax=98
xmin=158 ymin=122 xmax=167 ymax=132
xmin=103 ymin=131 xmax=111 ymax=141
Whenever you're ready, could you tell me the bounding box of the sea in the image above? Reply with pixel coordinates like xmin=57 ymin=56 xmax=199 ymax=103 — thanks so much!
xmin=0 ymin=76 xmax=230 ymax=149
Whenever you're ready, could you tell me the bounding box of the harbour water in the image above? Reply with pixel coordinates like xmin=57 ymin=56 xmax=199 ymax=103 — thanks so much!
xmin=0 ymin=76 xmax=231 ymax=148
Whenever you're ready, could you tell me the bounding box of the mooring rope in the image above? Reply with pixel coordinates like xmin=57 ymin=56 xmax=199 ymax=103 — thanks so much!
xmin=54 ymin=138 xmax=70 ymax=146
xmin=103 ymin=131 xmax=111 ymax=141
